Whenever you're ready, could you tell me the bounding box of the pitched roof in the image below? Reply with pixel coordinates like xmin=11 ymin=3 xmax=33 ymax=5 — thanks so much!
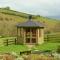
xmin=16 ymin=15 xmax=44 ymax=28
xmin=16 ymin=20 xmax=44 ymax=28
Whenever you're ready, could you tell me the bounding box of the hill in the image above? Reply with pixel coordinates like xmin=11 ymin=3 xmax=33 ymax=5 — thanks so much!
xmin=0 ymin=7 xmax=60 ymax=36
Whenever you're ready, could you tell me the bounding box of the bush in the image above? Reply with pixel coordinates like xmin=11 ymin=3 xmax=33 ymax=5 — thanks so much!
xmin=4 ymin=7 xmax=10 ymax=10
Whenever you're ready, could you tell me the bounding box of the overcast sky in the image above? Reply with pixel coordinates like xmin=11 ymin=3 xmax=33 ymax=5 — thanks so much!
xmin=0 ymin=0 xmax=60 ymax=17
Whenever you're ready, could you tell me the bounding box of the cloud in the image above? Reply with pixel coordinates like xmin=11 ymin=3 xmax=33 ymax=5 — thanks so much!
xmin=0 ymin=0 xmax=60 ymax=16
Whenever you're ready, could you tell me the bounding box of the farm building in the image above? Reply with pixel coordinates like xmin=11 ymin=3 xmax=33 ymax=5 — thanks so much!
xmin=16 ymin=16 xmax=44 ymax=45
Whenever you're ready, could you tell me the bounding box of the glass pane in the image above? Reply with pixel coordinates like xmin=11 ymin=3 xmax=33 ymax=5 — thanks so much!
xmin=32 ymin=38 xmax=36 ymax=43
xmin=31 ymin=28 xmax=36 ymax=34
xmin=26 ymin=28 xmax=30 ymax=33
xmin=26 ymin=38 xmax=30 ymax=43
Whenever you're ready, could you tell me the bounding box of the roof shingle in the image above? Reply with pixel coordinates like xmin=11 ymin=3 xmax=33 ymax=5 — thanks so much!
xmin=16 ymin=20 xmax=44 ymax=28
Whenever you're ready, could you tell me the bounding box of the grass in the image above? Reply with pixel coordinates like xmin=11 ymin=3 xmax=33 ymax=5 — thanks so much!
xmin=0 ymin=36 xmax=60 ymax=54
xmin=0 ymin=7 xmax=60 ymax=54
xmin=0 ymin=42 xmax=60 ymax=54
xmin=0 ymin=33 xmax=60 ymax=54
xmin=0 ymin=8 xmax=29 ymax=18
xmin=0 ymin=45 xmax=29 ymax=54
xmin=0 ymin=36 xmax=16 ymax=40
xmin=32 ymin=42 xmax=60 ymax=51
xmin=0 ymin=37 xmax=29 ymax=54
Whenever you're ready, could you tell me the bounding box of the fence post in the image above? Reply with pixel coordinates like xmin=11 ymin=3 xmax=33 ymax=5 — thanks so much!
xmin=15 ymin=38 xmax=16 ymax=45
xmin=6 ymin=39 xmax=8 ymax=46
xmin=47 ymin=34 xmax=49 ymax=42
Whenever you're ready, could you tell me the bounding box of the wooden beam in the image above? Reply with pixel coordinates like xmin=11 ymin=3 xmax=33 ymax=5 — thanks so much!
xmin=17 ymin=27 xmax=18 ymax=44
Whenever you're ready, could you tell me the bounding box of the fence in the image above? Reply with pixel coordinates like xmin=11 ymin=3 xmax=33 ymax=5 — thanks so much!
xmin=44 ymin=33 xmax=60 ymax=42
xmin=3 ymin=38 xmax=17 ymax=46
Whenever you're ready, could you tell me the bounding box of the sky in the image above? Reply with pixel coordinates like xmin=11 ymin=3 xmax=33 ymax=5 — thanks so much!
xmin=0 ymin=0 xmax=60 ymax=17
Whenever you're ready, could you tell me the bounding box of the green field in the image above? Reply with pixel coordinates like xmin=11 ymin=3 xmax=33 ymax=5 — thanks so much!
xmin=0 ymin=42 xmax=59 ymax=54
xmin=0 ymin=45 xmax=29 ymax=54
xmin=0 ymin=33 xmax=60 ymax=54
xmin=32 ymin=43 xmax=60 ymax=51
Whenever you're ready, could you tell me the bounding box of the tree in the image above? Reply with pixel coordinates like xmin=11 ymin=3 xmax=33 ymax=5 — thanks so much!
xmin=4 ymin=7 xmax=10 ymax=10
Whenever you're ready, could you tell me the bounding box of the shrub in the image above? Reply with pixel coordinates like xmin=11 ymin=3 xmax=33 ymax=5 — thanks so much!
xmin=4 ymin=7 xmax=10 ymax=10
xmin=0 ymin=17 xmax=3 ymax=21
xmin=5 ymin=18 xmax=9 ymax=21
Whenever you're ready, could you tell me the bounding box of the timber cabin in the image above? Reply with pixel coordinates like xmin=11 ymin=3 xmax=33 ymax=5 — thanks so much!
xmin=16 ymin=16 xmax=44 ymax=45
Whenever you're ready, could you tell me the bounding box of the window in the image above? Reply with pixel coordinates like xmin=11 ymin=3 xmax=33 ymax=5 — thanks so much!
xmin=32 ymin=28 xmax=36 ymax=34
xmin=25 ymin=28 xmax=30 ymax=35
xmin=26 ymin=28 xmax=30 ymax=33
xmin=26 ymin=38 xmax=30 ymax=43
xmin=32 ymin=38 xmax=36 ymax=43
xmin=25 ymin=28 xmax=37 ymax=44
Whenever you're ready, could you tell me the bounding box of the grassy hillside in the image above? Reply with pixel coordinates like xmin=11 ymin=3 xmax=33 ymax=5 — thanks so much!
xmin=0 ymin=7 xmax=60 ymax=36
xmin=35 ymin=16 xmax=60 ymax=33
xmin=0 ymin=8 xmax=29 ymax=18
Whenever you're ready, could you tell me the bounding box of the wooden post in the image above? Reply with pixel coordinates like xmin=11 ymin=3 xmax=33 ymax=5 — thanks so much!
xmin=17 ymin=27 xmax=18 ymax=44
xmin=47 ymin=34 xmax=49 ymax=42
xmin=6 ymin=39 xmax=8 ymax=46
xmin=15 ymin=38 xmax=16 ymax=45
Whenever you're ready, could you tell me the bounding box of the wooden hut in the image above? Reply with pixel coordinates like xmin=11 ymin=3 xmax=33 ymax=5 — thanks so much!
xmin=16 ymin=16 xmax=44 ymax=45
